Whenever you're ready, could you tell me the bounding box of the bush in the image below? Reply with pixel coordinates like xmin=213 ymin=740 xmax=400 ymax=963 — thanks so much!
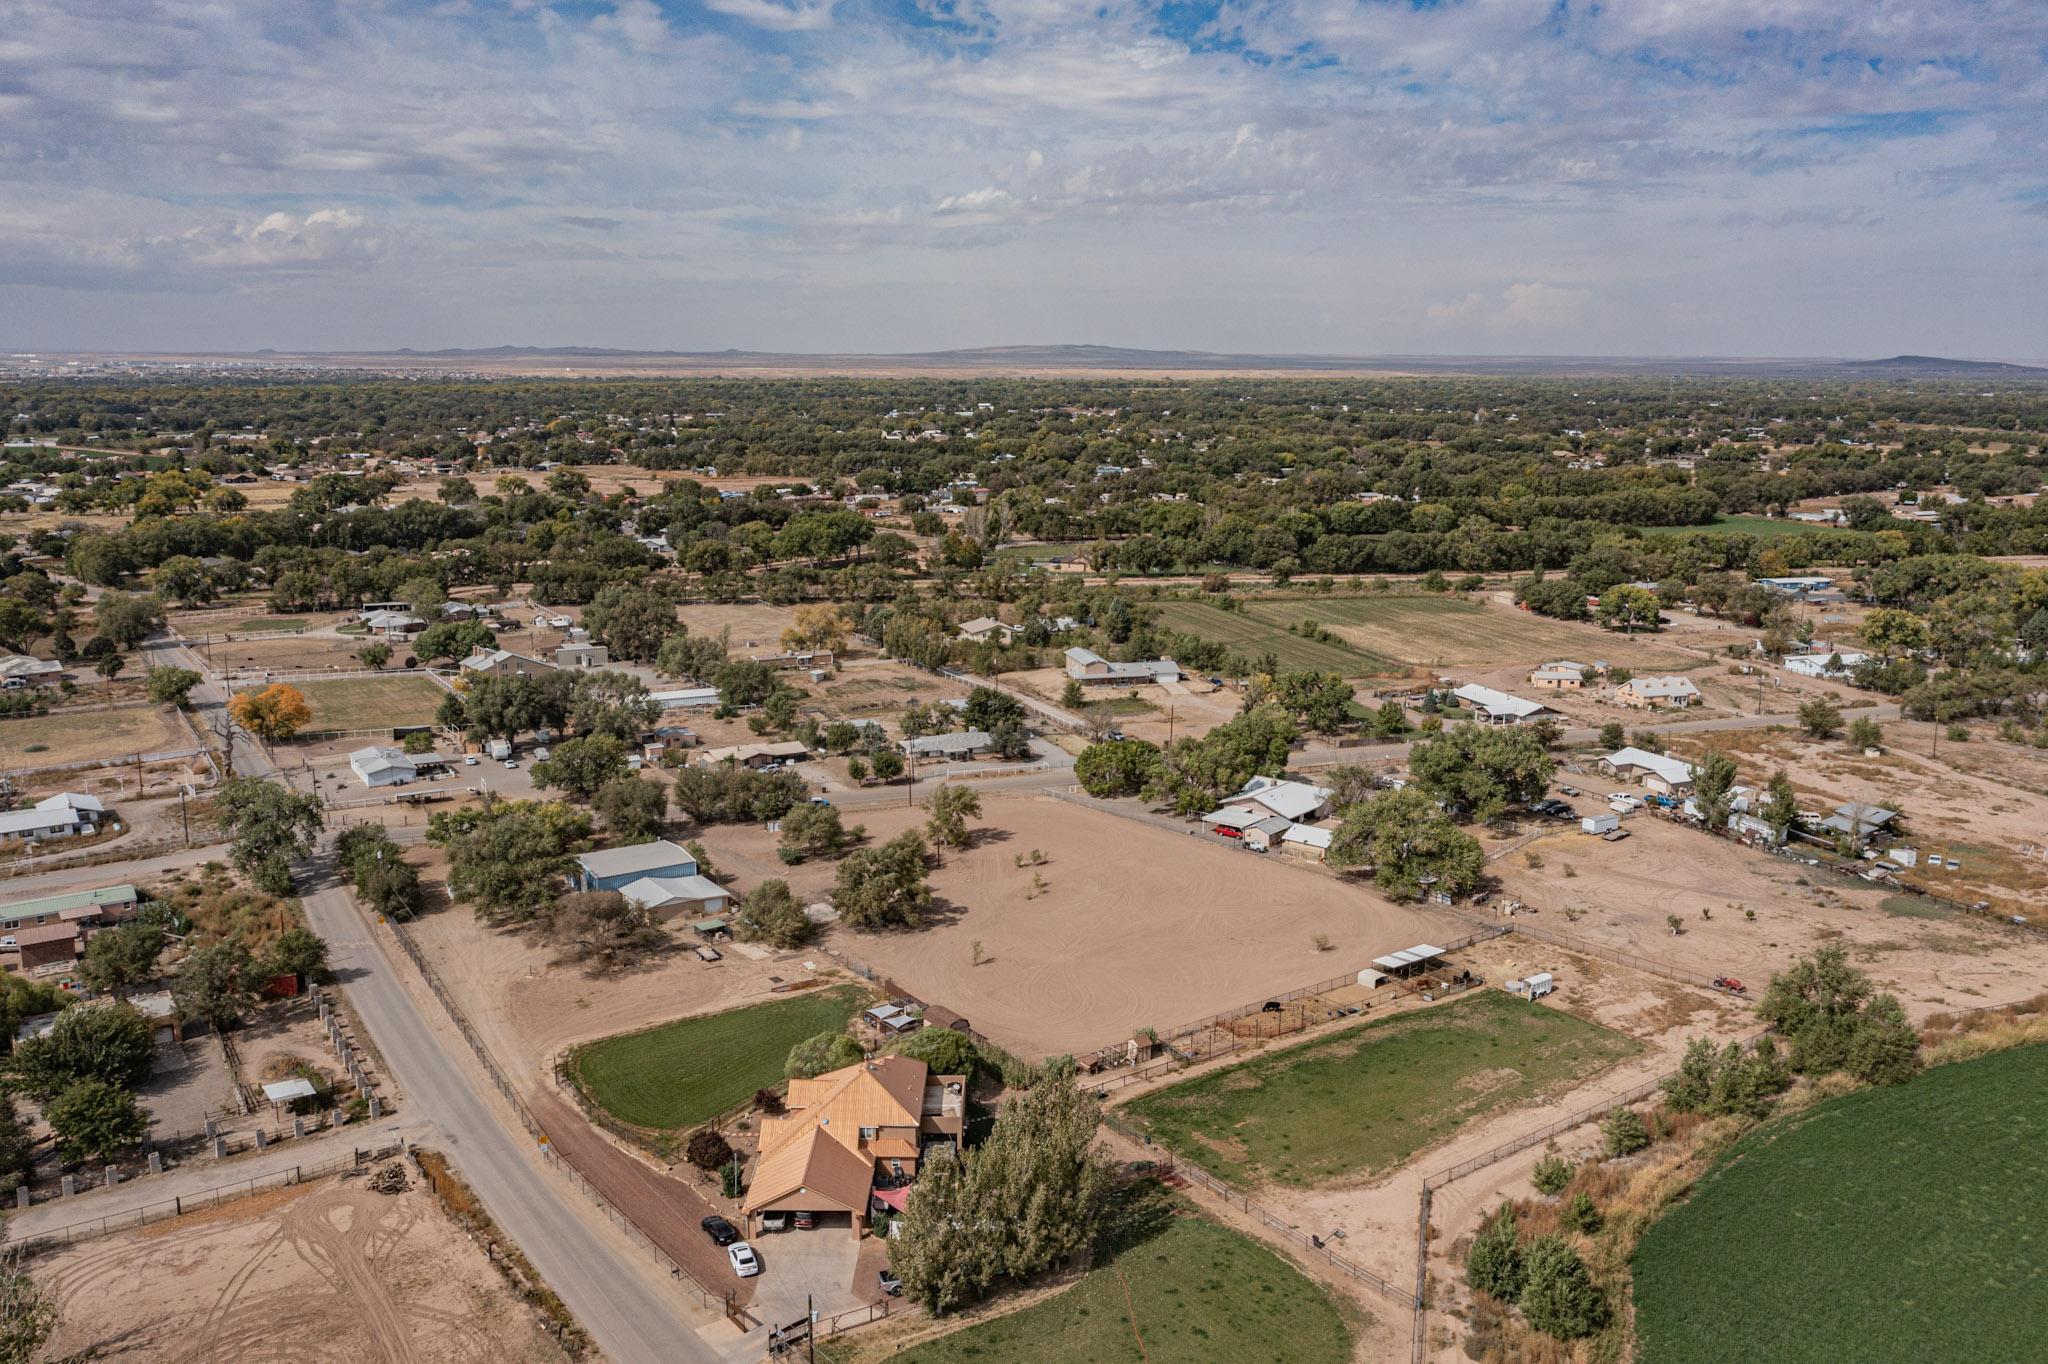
xmin=1465 ymin=1205 xmax=1525 ymax=1300
xmin=1601 ymin=1107 xmax=1649 ymax=1157
xmin=753 ymin=1087 xmax=785 ymax=1116
xmin=1518 ymin=1235 xmax=1606 ymax=1339
xmin=1531 ymin=1154 xmax=1573 ymax=1196
xmin=1561 ymin=1191 xmax=1603 ymax=1234
xmin=685 ymin=1128 xmax=734 ymax=1171
xmin=785 ymin=1029 xmax=863 ymax=1080
xmin=45 ymin=1078 xmax=147 ymax=1162
xmin=886 ymin=1025 xmax=980 ymax=1078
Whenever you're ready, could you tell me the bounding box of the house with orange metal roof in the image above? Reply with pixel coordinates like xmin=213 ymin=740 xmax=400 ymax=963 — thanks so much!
xmin=742 ymin=1055 xmax=965 ymax=1239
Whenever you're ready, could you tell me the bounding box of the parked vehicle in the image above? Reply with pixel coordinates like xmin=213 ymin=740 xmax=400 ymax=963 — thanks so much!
xmin=534 ymin=746 xmax=550 ymax=762
xmin=502 ymin=759 xmax=518 ymax=769
xmin=878 ymin=1268 xmax=902 ymax=1297
xmin=701 ymin=1215 xmax=739 ymax=1246
xmin=728 ymin=1242 xmax=761 ymax=1278
xmin=1712 ymin=976 xmax=1748 ymax=995
xmin=1506 ymin=972 xmax=1555 ymax=1000
xmin=793 ymin=1210 xmax=816 ymax=1230
xmin=1580 ymin=813 xmax=1620 ymax=836
xmin=487 ymin=739 xmax=511 ymax=760
xmin=463 ymin=754 xmax=479 ymax=766
xmin=758 ymin=1211 xmax=788 ymax=1233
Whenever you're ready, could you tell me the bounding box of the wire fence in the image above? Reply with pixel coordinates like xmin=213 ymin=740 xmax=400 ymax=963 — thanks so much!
xmin=5 ymin=1142 xmax=407 ymax=1255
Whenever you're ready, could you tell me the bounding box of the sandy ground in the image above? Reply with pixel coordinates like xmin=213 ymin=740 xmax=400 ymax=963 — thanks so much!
xmin=34 ymin=1168 xmax=566 ymax=1364
xmin=813 ymin=796 xmax=1472 ymax=1059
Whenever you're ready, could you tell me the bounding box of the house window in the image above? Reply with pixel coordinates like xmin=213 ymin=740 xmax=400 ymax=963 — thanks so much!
xmin=859 ymin=1126 xmax=877 ymax=1140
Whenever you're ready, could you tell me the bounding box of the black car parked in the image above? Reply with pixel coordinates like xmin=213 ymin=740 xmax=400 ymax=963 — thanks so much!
xmin=701 ymin=1215 xmax=740 ymax=1246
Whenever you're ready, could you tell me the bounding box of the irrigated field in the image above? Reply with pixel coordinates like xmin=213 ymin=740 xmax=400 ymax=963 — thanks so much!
xmin=1122 ymin=990 xmax=1641 ymax=1187
xmin=1247 ymin=595 xmax=1638 ymax=670
xmin=1633 ymin=1043 xmax=2048 ymax=1364
xmin=1152 ymin=601 xmax=1390 ymax=674
xmin=0 ymin=705 xmax=180 ymax=768
xmin=290 ymin=674 xmax=448 ymax=729
xmin=849 ymin=1185 xmax=1352 ymax=1364
xmin=568 ymin=985 xmax=867 ymax=1130
xmin=1636 ymin=514 xmax=1825 ymax=541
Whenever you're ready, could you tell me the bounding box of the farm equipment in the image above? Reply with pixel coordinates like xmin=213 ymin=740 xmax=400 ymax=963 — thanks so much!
xmin=1712 ymin=976 xmax=1748 ymax=995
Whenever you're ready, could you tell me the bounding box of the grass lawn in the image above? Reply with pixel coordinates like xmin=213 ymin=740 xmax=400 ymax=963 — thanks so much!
xmin=228 ymin=615 xmax=314 ymax=632
xmin=1246 ymin=594 xmax=1626 ymax=671
xmin=854 ymin=1184 xmax=1353 ymax=1364
xmin=286 ymin=674 xmax=447 ymax=730
xmin=1633 ymin=1044 xmax=2048 ymax=1364
xmin=1636 ymin=515 xmax=1823 ymax=541
xmin=1153 ymin=601 xmax=1386 ymax=675
xmin=568 ymin=985 xmax=868 ymax=1130
xmin=1122 ymin=991 xmax=1641 ymax=1187
xmin=992 ymin=541 xmax=1081 ymax=564
xmin=0 ymin=705 xmax=178 ymax=768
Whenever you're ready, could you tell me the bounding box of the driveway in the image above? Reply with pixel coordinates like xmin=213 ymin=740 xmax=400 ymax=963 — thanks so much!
xmin=743 ymin=1223 xmax=866 ymax=1339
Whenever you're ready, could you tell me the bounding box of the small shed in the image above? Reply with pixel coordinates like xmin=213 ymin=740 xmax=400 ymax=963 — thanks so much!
xmin=1371 ymin=944 xmax=1448 ymax=980
xmin=687 ymin=916 xmax=730 ymax=942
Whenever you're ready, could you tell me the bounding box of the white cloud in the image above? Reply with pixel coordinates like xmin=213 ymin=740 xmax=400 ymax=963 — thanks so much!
xmin=1427 ymin=282 xmax=1591 ymax=334
xmin=699 ymin=0 xmax=837 ymax=32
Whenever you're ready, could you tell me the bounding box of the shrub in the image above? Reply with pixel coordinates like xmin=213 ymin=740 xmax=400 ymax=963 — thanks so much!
xmin=1518 ymin=1235 xmax=1606 ymax=1339
xmin=1531 ymin=1155 xmax=1573 ymax=1196
xmin=685 ymin=1129 xmax=734 ymax=1171
xmin=1561 ymin=1191 xmax=1603 ymax=1234
xmin=752 ymin=1087 xmax=785 ymax=1116
xmin=1465 ymin=1205 xmax=1525 ymax=1300
xmin=785 ymin=1030 xmax=863 ymax=1080
xmin=1601 ymin=1107 xmax=1649 ymax=1157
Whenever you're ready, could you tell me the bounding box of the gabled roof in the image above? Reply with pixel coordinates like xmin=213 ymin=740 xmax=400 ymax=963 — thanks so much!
xmin=1452 ymin=683 xmax=1551 ymax=719
xmin=1602 ymin=746 xmax=1696 ymax=786
xmin=1 ymin=884 xmax=138 ymax=925
xmin=746 ymin=1056 xmax=934 ymax=1217
xmin=1236 ymin=776 xmax=1332 ymax=821
xmin=1625 ymin=675 xmax=1702 ymax=697
xmin=616 ymin=873 xmax=728 ymax=909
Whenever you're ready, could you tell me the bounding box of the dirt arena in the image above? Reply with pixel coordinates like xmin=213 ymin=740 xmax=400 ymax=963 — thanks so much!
xmin=33 ymin=1169 xmax=564 ymax=1364
xmin=821 ymin=796 xmax=1470 ymax=1059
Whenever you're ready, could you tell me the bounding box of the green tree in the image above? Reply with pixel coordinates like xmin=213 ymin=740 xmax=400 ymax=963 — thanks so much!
xmin=871 ymin=749 xmax=906 ymax=783
xmin=1407 ymin=722 xmax=1554 ymax=821
xmin=94 ymin=652 xmax=126 ymax=680
xmin=0 ymin=1254 xmax=59 ymax=1362
xmin=1661 ymin=1037 xmax=1720 ymax=1112
xmin=1691 ymin=749 xmax=1739 ymax=832
xmin=1074 ymin=737 xmax=1162 ymax=797
xmin=543 ymin=891 xmax=667 ymax=973
xmin=777 ymin=802 xmax=857 ymax=862
xmin=1847 ymin=716 xmax=1884 ymax=751
xmin=713 ymin=657 xmax=778 ymax=707
xmin=412 ymin=618 xmax=496 ymax=664
xmin=583 ymin=585 xmax=674 ymax=662
xmin=1465 ymin=1205 xmax=1525 ymax=1301
xmin=1561 ymin=1192 xmax=1602 ymax=1234
xmin=924 ymin=784 xmax=982 ymax=851
xmin=785 ymin=1029 xmax=863 ymax=1079
xmin=0 ymin=1093 xmax=33 ymax=1193
xmin=569 ymin=670 xmax=661 ymax=742
xmin=214 ymin=776 xmax=324 ymax=893
xmin=1143 ymin=705 xmax=1297 ymax=815
xmin=263 ymin=926 xmax=330 ymax=982
xmin=1599 ymin=721 xmax=1626 ymax=750
xmin=5 ymin=1000 xmax=157 ymax=1098
xmin=1601 ymin=1107 xmax=1649 ymax=1157
xmin=1845 ymin=993 xmax=1922 ymax=1086
xmin=1798 ymin=694 xmax=1843 ymax=740
xmin=532 ymin=734 xmax=629 ymax=801
xmin=1519 ymin=1236 xmax=1605 ymax=1339
xmin=591 ymin=776 xmax=669 ymax=841
xmin=1271 ymin=670 xmax=1355 ymax=733
xmin=1758 ymin=945 xmax=1875 ymax=1076
xmin=733 ymin=880 xmax=814 ymax=949
xmin=171 ymin=939 xmax=258 ymax=1031
xmin=92 ymin=590 xmax=165 ymax=649
xmin=831 ymin=830 xmax=932 ymax=930
xmin=1762 ymin=768 xmax=1801 ymax=840
xmin=1860 ymin=607 xmax=1929 ymax=661
xmin=145 ymin=664 xmax=202 ymax=706
xmin=45 ymin=1078 xmax=148 ymax=1161
xmin=1596 ymin=584 xmax=1661 ymax=634
xmin=336 ymin=825 xmax=425 ymax=920
xmin=1531 ymin=1154 xmax=1573 ymax=1195
xmin=885 ymin=1025 xmax=979 ymax=1077
xmin=1327 ymin=787 xmax=1485 ymax=900
xmin=656 ymin=629 xmax=727 ymax=683
xmin=77 ymin=921 xmax=165 ymax=999
xmin=439 ymin=800 xmax=591 ymax=926
xmin=356 ymin=641 xmax=392 ymax=670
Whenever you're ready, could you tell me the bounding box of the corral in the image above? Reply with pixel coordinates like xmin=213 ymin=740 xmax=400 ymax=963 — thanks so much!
xmin=1633 ymin=1043 xmax=2048 ymax=1364
xmin=0 ymin=705 xmax=184 ymax=769
xmin=31 ymin=1167 xmax=565 ymax=1364
xmin=813 ymin=795 xmax=1467 ymax=1060
xmin=1120 ymin=990 xmax=1641 ymax=1187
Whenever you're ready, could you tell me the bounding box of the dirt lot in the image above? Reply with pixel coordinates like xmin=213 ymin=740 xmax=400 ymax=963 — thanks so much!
xmin=791 ymin=797 xmax=1471 ymax=1059
xmin=1490 ymin=795 xmax=2048 ymax=1019
xmin=0 ymin=703 xmax=183 ymax=768
xmin=33 ymin=1169 xmax=565 ymax=1364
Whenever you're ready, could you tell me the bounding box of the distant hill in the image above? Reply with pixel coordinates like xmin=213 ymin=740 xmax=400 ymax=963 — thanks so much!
xmin=1835 ymin=355 xmax=2047 ymax=377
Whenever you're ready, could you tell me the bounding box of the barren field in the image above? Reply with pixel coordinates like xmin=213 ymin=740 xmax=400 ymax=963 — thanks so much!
xmin=0 ymin=704 xmax=181 ymax=768
xmin=34 ymin=1168 xmax=563 ymax=1364
xmin=1249 ymin=595 xmax=1700 ymax=673
xmin=818 ymin=796 xmax=1470 ymax=1059
xmin=674 ymin=601 xmax=808 ymax=650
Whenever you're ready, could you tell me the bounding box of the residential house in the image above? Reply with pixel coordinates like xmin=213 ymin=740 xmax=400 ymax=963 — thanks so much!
xmin=693 ymin=740 xmax=809 ymax=769
xmin=615 ymin=873 xmax=732 ymax=921
xmin=743 ymin=1056 xmax=966 ymax=1238
xmin=1615 ymin=676 xmax=1703 ymax=710
xmin=362 ymin=610 xmax=425 ymax=637
xmin=1234 ymin=775 xmax=1334 ymax=822
xmin=459 ymin=647 xmax=557 ymax=680
xmin=1528 ymin=661 xmax=1591 ymax=691
xmin=900 ymin=730 xmax=993 ymax=760
xmin=0 ymin=654 xmax=65 ymax=687
xmin=349 ymin=746 xmax=417 ymax=788
xmin=1783 ymin=651 xmax=1868 ymax=679
xmin=2 ymin=883 xmax=140 ymax=979
xmin=955 ymin=616 xmax=1021 ymax=645
xmin=1600 ymin=746 xmax=1697 ymax=795
xmin=1452 ymin=684 xmax=1554 ymax=726
xmin=648 ymin=687 xmax=720 ymax=710
xmin=1817 ymin=802 xmax=1898 ymax=843
xmin=1064 ymin=646 xmax=1180 ymax=687
xmin=0 ymin=793 xmax=107 ymax=844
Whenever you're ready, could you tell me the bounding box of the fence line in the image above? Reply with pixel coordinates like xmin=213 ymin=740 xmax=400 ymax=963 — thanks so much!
xmin=368 ymin=876 xmax=735 ymax=1316
xmin=5 ymin=1142 xmax=406 ymax=1255
xmin=1411 ymin=1186 xmax=1433 ymax=1364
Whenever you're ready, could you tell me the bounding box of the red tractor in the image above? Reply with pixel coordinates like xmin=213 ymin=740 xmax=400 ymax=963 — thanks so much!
xmin=1712 ymin=976 xmax=1748 ymax=996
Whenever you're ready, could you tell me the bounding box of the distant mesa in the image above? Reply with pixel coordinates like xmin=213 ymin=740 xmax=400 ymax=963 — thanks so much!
xmin=1837 ymin=355 xmax=2046 ymax=376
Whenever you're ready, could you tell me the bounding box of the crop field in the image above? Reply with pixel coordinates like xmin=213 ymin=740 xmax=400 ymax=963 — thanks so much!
xmin=1633 ymin=1043 xmax=2048 ymax=1364
xmin=1152 ymin=601 xmax=1389 ymax=674
xmin=0 ymin=705 xmax=180 ymax=768
xmin=284 ymin=675 xmax=448 ymax=730
xmin=849 ymin=1185 xmax=1352 ymax=1364
xmin=1636 ymin=514 xmax=1822 ymax=541
xmin=1245 ymin=595 xmax=1620 ymax=670
xmin=568 ymin=985 xmax=867 ymax=1130
xmin=1122 ymin=991 xmax=1641 ymax=1187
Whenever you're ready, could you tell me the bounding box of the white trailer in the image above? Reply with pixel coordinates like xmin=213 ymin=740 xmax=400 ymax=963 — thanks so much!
xmin=1506 ymin=972 xmax=1555 ymax=1000
xmin=487 ymin=739 xmax=512 ymax=760
xmin=1581 ymin=813 xmax=1620 ymax=835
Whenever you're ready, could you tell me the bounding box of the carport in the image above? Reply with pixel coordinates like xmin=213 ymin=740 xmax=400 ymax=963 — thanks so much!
xmin=1371 ymin=944 xmax=1448 ymax=980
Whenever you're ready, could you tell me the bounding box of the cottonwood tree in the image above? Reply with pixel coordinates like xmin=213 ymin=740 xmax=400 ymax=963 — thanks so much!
xmin=583 ymin=584 xmax=674 ymax=663
xmin=215 ymin=777 xmax=324 ymax=892
xmin=1143 ymin=705 xmax=1297 ymax=815
xmin=924 ymin=785 xmax=982 ymax=852
xmin=776 ymin=802 xmax=858 ymax=863
xmin=831 ymin=831 xmax=932 ymax=930
xmin=569 ymin=670 xmax=661 ymax=742
xmin=1327 ymin=788 xmax=1485 ymax=900
xmin=1407 ymin=722 xmax=1554 ymax=821
xmin=437 ymin=800 xmax=591 ymax=925
xmin=656 ymin=628 xmax=727 ymax=683
xmin=228 ymin=683 xmax=313 ymax=743
xmin=785 ymin=1030 xmax=863 ymax=1079
xmin=1798 ymin=694 xmax=1843 ymax=740
xmin=413 ymin=618 xmax=496 ymax=664
xmin=145 ymin=664 xmax=201 ymax=706
xmin=544 ymin=891 xmax=667 ymax=973
xmin=532 ymin=734 xmax=629 ymax=801
xmin=592 ymin=776 xmax=668 ymax=841
xmin=77 ymin=921 xmax=165 ymax=999
xmin=1758 ymin=946 xmax=1920 ymax=1085
xmin=91 ymin=591 xmax=164 ymax=649
xmin=171 ymin=940 xmax=258 ymax=1031
xmin=5 ymin=1001 xmax=156 ymax=1098
xmin=45 ymin=1079 xmax=148 ymax=1162
xmin=733 ymin=880 xmax=813 ymax=949
xmin=1073 ymin=738 xmax=1161 ymax=797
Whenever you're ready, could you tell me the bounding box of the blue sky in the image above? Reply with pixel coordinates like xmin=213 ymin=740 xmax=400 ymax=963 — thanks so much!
xmin=2 ymin=0 xmax=2044 ymax=357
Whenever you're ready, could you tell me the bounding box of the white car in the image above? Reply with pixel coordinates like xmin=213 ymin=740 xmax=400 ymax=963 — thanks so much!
xmin=503 ymin=759 xmax=518 ymax=769
xmin=1608 ymin=794 xmax=1641 ymax=813
xmin=464 ymin=755 xmax=478 ymax=766
xmin=727 ymin=1242 xmax=760 ymax=1278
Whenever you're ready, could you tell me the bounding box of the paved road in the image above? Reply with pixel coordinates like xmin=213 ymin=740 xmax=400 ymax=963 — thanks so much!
xmin=148 ymin=638 xmax=723 ymax=1364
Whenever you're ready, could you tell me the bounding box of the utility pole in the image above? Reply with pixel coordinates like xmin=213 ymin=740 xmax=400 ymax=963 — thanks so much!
xmin=807 ymin=1293 xmax=816 ymax=1364
xmin=179 ymin=783 xmax=190 ymax=847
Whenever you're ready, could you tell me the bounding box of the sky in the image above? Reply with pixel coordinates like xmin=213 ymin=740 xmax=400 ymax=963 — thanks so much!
xmin=3 ymin=0 xmax=2045 ymax=358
